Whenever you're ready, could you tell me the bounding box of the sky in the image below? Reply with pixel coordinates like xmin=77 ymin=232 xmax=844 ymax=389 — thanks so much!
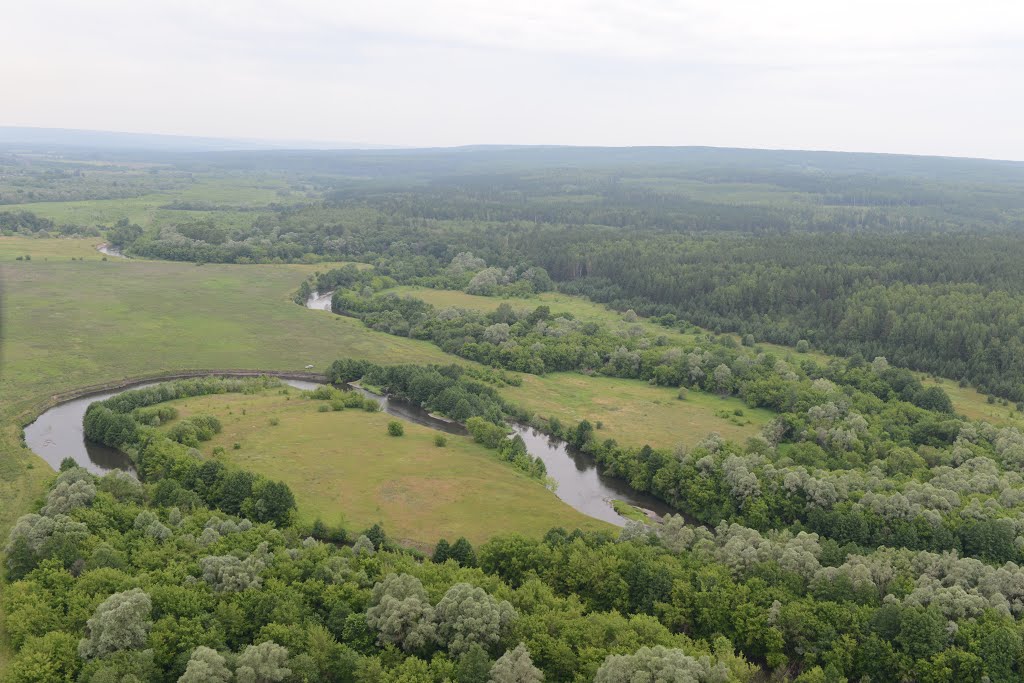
xmin=2 ymin=0 xmax=1023 ymax=159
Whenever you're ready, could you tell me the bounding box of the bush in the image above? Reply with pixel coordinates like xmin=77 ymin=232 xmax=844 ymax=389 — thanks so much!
xmin=269 ymin=417 xmax=280 ymax=426
xmin=318 ymin=404 xmax=331 ymax=412
xmin=434 ymin=434 xmax=447 ymax=447
xmin=387 ymin=421 xmax=404 ymax=437
xmin=233 ymin=442 xmax=241 ymax=450
xmin=796 ymin=339 xmax=810 ymax=353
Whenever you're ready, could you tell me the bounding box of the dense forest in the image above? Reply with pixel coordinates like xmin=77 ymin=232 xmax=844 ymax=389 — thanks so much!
xmin=7 ymin=146 xmax=1018 ymax=398
xmin=11 ymin=357 xmax=1024 ymax=681
xmin=7 ymin=144 xmax=1024 ymax=681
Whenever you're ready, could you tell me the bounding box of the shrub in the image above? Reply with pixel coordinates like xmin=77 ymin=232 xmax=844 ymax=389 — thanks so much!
xmin=269 ymin=417 xmax=280 ymax=426
xmin=434 ymin=434 xmax=447 ymax=447
xmin=388 ymin=421 xmax=404 ymax=437
xmin=318 ymin=404 xmax=331 ymax=412
xmin=796 ymin=339 xmax=810 ymax=353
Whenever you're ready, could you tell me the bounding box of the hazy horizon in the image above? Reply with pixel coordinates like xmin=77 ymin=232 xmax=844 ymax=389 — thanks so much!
xmin=6 ymin=124 xmax=1024 ymax=164
xmin=3 ymin=1 xmax=1023 ymax=160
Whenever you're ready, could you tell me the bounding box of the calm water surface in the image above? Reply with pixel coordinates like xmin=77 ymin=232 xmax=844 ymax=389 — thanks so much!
xmin=28 ymin=363 xmax=676 ymax=523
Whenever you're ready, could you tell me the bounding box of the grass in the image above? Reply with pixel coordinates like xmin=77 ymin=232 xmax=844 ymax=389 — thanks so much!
xmin=503 ymin=373 xmax=773 ymax=449
xmin=384 ymin=286 xmax=700 ymax=344
xmin=0 ymin=236 xmax=107 ymax=261
xmin=0 ymin=176 xmax=301 ymax=231
xmin=611 ymin=499 xmax=649 ymax=523
xmin=0 ymin=243 xmax=459 ymax=614
xmin=159 ymin=390 xmax=610 ymax=546
xmin=382 ymin=286 xmax=772 ymax=448
xmin=0 ymin=240 xmax=469 ymax=672
xmin=921 ymin=376 xmax=1024 ymax=430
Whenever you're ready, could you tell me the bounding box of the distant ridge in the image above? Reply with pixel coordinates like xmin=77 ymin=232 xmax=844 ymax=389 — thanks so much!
xmin=0 ymin=126 xmax=396 ymax=152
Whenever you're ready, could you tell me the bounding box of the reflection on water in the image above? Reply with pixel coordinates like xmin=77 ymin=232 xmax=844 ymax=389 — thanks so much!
xmin=27 ymin=375 xmax=677 ymax=525
xmin=24 ymin=383 xmax=157 ymax=476
xmin=511 ymin=424 xmax=676 ymax=526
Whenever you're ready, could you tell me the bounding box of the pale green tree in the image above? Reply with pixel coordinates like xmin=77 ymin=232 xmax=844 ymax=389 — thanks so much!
xmin=235 ymin=641 xmax=291 ymax=683
xmin=594 ymin=646 xmax=729 ymax=683
xmin=490 ymin=643 xmax=543 ymax=683
xmin=434 ymin=583 xmax=516 ymax=655
xmin=365 ymin=573 xmax=437 ymax=652
xmin=177 ymin=646 xmax=232 ymax=683
xmin=78 ymin=588 xmax=153 ymax=659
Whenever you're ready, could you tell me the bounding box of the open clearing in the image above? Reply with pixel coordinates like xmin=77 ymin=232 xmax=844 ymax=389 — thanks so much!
xmin=384 ymin=285 xmax=701 ymax=344
xmin=0 ymin=236 xmax=108 ymax=261
xmin=160 ymin=390 xmax=610 ymax=545
xmin=0 ymin=241 xmax=458 ymax=545
xmin=0 ymin=240 xmax=459 ymax=668
xmin=504 ymin=372 xmax=774 ymax=449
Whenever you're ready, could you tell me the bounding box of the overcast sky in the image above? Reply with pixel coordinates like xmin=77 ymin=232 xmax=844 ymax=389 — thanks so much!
xmin=2 ymin=0 xmax=1022 ymax=159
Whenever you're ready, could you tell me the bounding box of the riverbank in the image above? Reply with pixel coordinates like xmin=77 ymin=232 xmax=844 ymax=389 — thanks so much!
xmin=26 ymin=369 xmax=675 ymax=526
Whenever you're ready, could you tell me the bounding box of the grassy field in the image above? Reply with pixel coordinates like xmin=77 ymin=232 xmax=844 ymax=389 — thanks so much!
xmin=0 ymin=175 xmax=301 ymax=231
xmin=0 ymin=236 xmax=107 ymax=261
xmin=381 ymin=287 xmax=772 ymax=447
xmin=159 ymin=390 xmax=610 ymax=546
xmin=0 ymin=238 xmax=459 ymax=585
xmin=384 ymin=286 xmax=701 ymax=345
xmin=0 ymin=240 xmax=457 ymax=671
xmin=504 ymin=372 xmax=773 ymax=449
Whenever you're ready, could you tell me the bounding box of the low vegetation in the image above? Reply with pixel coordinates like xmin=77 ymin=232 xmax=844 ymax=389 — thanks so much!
xmin=153 ymin=386 xmax=606 ymax=544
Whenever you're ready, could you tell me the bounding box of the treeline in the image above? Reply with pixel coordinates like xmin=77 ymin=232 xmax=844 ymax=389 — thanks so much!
xmin=522 ymin=232 xmax=1024 ymax=400
xmin=10 ymin=459 xmax=1024 ymax=680
xmin=323 ymin=263 xmax=955 ymax=416
xmin=81 ymin=149 xmax=1024 ymax=399
xmin=0 ymin=209 xmax=100 ymax=237
xmin=327 ymin=358 xmax=522 ymax=424
xmin=82 ymin=376 xmax=297 ymax=527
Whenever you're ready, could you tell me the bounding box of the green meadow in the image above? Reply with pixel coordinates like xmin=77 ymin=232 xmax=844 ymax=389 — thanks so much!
xmin=159 ymin=390 xmax=610 ymax=547
xmin=505 ymin=372 xmax=773 ymax=449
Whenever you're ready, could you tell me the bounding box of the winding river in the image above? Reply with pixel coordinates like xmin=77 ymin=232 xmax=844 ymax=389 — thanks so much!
xmin=23 ymin=287 xmax=676 ymax=526
xmin=300 ymin=290 xmax=675 ymax=525
xmin=26 ymin=374 xmax=675 ymax=526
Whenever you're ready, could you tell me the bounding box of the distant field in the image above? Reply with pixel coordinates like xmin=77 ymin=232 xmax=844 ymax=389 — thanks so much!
xmin=0 ymin=235 xmax=106 ymax=261
xmin=384 ymin=286 xmax=772 ymax=447
xmin=0 ymin=175 xmax=300 ymax=230
xmin=161 ymin=390 xmax=610 ymax=545
xmin=504 ymin=372 xmax=773 ymax=449
xmin=0 ymin=241 xmax=459 ymax=547
xmin=384 ymin=286 xmax=700 ymax=344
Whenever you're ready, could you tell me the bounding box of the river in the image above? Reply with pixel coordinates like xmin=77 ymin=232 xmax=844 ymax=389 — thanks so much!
xmin=25 ymin=373 xmax=675 ymax=526
xmin=299 ymin=292 xmax=675 ymax=525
